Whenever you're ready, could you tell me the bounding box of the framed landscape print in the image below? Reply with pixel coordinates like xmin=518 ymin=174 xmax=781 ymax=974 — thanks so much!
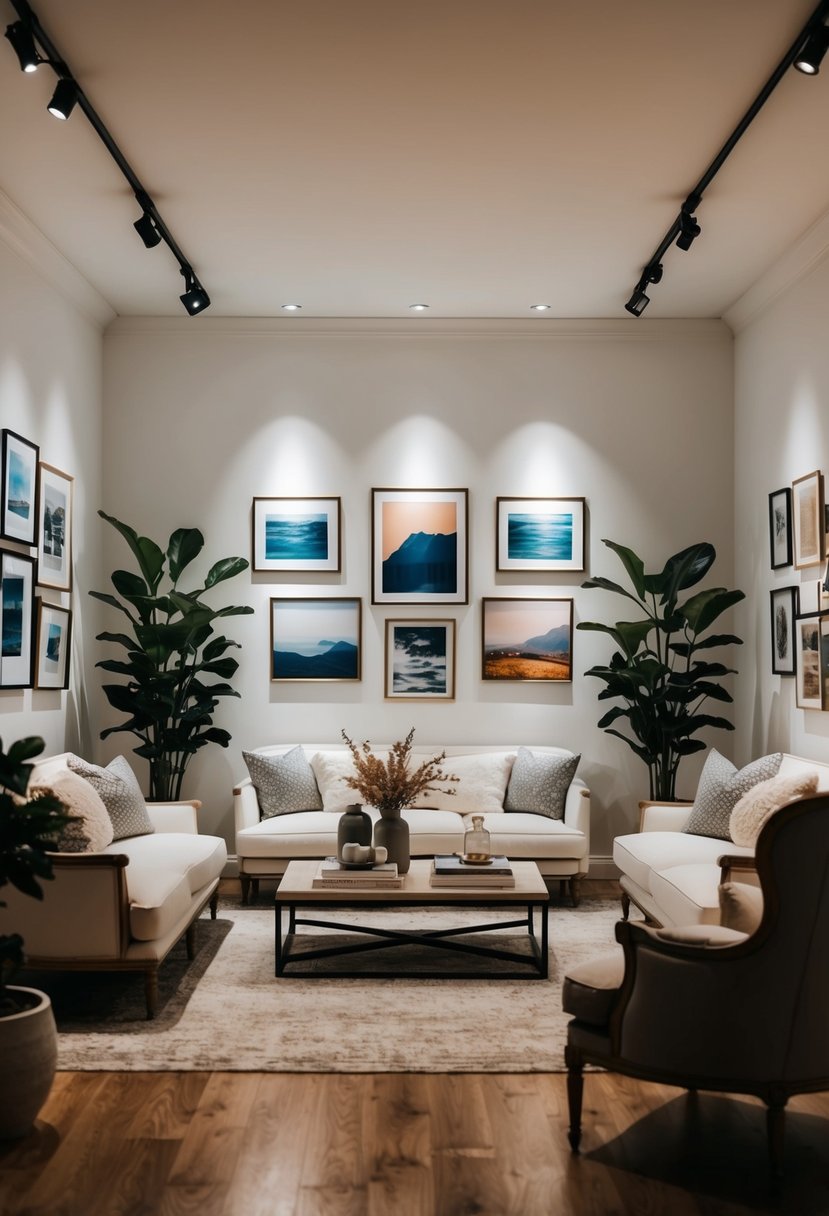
xmin=372 ymin=488 xmax=468 ymax=605
xmin=384 ymin=618 xmax=456 ymax=700
xmin=1 ymin=429 xmax=39 ymax=545
xmin=37 ymin=462 xmax=73 ymax=591
xmin=481 ymin=597 xmax=573 ymax=682
xmin=33 ymin=599 xmax=71 ymax=690
xmin=768 ymin=487 xmax=792 ymax=570
xmin=252 ymin=496 xmax=341 ymax=573
xmin=795 ymin=614 xmax=823 ymax=710
xmin=792 ymin=470 xmax=824 ymax=570
xmin=770 ymin=585 xmax=798 ymax=675
xmin=270 ymin=597 xmax=361 ymax=681
xmin=0 ymin=549 xmax=36 ymax=689
xmin=496 ymin=497 xmax=585 ymax=572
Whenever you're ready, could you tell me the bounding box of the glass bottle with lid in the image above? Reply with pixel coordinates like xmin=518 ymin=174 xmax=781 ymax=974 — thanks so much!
xmin=463 ymin=814 xmax=491 ymax=862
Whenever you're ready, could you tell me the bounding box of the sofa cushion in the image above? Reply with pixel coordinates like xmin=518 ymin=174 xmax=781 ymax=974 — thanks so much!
xmin=106 ymin=832 xmax=226 ymax=895
xmin=613 ymin=830 xmax=753 ymax=896
xmin=32 ymin=770 xmax=114 ymax=853
xmin=562 ymin=948 xmax=625 ymax=1026
xmin=503 ymin=747 xmax=579 ymax=820
xmin=243 ymin=745 xmax=323 ymax=817
xmin=719 ymin=881 xmax=764 ymax=934
xmin=655 ymin=922 xmax=748 ymax=945
xmin=127 ymin=869 xmax=194 ymax=941
xmin=649 ymin=863 xmax=725 ymax=926
xmin=68 ymin=754 xmax=155 ymax=841
xmin=310 ymin=750 xmax=377 ymax=812
xmin=412 ymin=752 xmax=515 ymax=813
xmin=729 ymin=770 xmax=820 ymax=847
xmin=682 ymin=749 xmax=783 ymax=841
xmin=481 ymin=812 xmax=589 ymax=859
xmin=237 ymin=810 xmax=349 ymax=859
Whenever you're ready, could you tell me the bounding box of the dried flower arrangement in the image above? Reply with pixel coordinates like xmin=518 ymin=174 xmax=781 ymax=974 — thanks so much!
xmin=341 ymin=727 xmax=457 ymax=816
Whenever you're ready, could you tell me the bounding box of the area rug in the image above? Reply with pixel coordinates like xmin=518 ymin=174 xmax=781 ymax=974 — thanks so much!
xmin=25 ymin=898 xmax=626 ymax=1073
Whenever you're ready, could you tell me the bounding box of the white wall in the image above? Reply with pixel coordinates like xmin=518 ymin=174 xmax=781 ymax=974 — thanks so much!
xmin=103 ymin=317 xmax=735 ymax=857
xmin=733 ymin=244 xmax=829 ymax=766
xmin=0 ymin=208 xmax=107 ymax=760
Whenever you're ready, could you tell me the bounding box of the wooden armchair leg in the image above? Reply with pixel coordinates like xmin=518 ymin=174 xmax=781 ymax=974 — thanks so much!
xmin=569 ymin=876 xmax=582 ymax=908
xmin=564 ymin=1046 xmax=584 ymax=1152
xmin=251 ymin=878 xmax=260 ymax=904
xmin=186 ymin=921 xmax=196 ymax=959
xmin=240 ymin=874 xmax=251 ymax=905
xmin=620 ymin=891 xmax=631 ymax=921
xmin=209 ymin=891 xmax=218 ymax=919
xmin=144 ymin=966 xmax=159 ymax=1020
xmin=766 ymin=1093 xmax=788 ymax=1191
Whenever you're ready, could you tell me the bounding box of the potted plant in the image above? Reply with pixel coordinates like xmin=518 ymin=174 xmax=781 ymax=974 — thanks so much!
xmin=91 ymin=511 xmax=254 ymax=801
xmin=0 ymin=735 xmax=72 ymax=1139
xmin=577 ymin=540 xmax=744 ymax=802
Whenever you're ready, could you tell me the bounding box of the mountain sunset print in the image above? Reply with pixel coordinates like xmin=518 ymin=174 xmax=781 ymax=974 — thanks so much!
xmin=482 ymin=598 xmax=573 ymax=681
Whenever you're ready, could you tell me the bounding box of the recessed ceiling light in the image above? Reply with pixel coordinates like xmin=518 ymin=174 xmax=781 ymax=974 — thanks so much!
xmin=530 ymin=304 xmax=551 ymax=311
xmin=409 ymin=304 xmax=429 ymax=311
xmin=281 ymin=303 xmax=302 ymax=311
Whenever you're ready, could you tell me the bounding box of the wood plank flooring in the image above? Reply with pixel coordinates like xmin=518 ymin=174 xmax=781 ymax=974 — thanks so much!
xmin=2 ymin=882 xmax=827 ymax=1216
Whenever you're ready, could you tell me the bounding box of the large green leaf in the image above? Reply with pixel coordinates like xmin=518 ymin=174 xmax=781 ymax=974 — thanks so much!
xmin=204 ymin=556 xmax=249 ymax=588
xmin=167 ymin=528 xmax=204 ymax=583
xmin=99 ymin=511 xmax=165 ymax=591
xmin=603 ymin=540 xmax=647 ymax=600
xmin=679 ymin=587 xmax=745 ymax=635
xmin=96 ymin=630 xmax=138 ymax=651
xmin=657 ymin=543 xmax=716 ymax=606
xmin=89 ymin=590 xmax=135 ymax=620
xmin=669 ymin=633 xmax=742 ymax=657
xmin=580 ymin=576 xmax=643 ymax=607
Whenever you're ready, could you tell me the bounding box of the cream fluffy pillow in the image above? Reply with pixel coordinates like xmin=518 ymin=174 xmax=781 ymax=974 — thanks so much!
xmin=31 ymin=770 xmax=114 ymax=853
xmin=411 ymin=752 xmax=515 ymax=813
xmin=729 ymin=770 xmax=819 ymax=847
xmin=310 ymin=750 xmax=386 ymax=812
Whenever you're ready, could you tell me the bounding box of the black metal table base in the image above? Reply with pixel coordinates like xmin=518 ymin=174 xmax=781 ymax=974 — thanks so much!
xmin=274 ymin=900 xmax=549 ymax=979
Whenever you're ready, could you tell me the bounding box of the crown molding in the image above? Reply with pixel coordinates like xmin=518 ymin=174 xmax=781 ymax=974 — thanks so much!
xmin=724 ymin=204 xmax=829 ymax=334
xmin=0 ymin=188 xmax=115 ymax=329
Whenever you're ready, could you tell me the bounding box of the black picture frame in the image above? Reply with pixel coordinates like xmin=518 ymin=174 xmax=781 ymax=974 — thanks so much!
xmin=0 ymin=548 xmax=37 ymax=689
xmin=768 ymin=487 xmax=792 ymax=569
xmin=770 ymin=585 xmax=798 ymax=676
xmin=1 ymin=429 xmax=39 ymax=546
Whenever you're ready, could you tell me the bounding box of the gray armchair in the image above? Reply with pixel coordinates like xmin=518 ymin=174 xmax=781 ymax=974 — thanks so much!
xmin=563 ymin=793 xmax=829 ymax=1184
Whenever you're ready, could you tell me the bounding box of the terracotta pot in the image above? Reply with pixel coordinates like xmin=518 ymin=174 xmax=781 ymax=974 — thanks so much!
xmin=0 ymin=986 xmax=58 ymax=1139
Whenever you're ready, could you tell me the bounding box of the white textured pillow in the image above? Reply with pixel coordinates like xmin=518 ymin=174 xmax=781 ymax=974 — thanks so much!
xmin=31 ymin=770 xmax=114 ymax=853
xmin=412 ymin=752 xmax=515 ymax=813
xmin=310 ymin=750 xmax=386 ymax=812
xmin=729 ymin=770 xmax=819 ymax=847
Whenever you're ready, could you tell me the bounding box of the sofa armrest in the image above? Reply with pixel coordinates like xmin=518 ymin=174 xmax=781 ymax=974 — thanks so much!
xmin=718 ymin=853 xmax=759 ymax=885
xmin=638 ymin=800 xmax=694 ymax=832
xmin=147 ymin=800 xmax=202 ymax=834
xmin=564 ymin=779 xmax=590 ymax=847
xmin=233 ymin=778 xmax=261 ymax=832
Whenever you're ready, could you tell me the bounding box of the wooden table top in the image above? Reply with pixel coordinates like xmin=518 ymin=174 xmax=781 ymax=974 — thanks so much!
xmin=276 ymin=858 xmax=549 ymax=903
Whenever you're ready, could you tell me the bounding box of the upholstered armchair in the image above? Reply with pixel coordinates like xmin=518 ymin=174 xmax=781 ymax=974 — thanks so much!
xmin=563 ymin=792 xmax=829 ymax=1184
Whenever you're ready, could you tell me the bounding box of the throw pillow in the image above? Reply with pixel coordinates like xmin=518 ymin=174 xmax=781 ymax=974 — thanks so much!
xmin=718 ymin=881 xmax=764 ymax=935
xmin=682 ymin=749 xmax=783 ymax=841
xmin=67 ymin=754 xmax=155 ymax=841
xmin=310 ymin=750 xmax=379 ymax=812
xmin=504 ymin=747 xmax=580 ymax=820
xmin=411 ymin=752 xmax=515 ymax=813
xmin=30 ymin=770 xmax=114 ymax=853
xmin=243 ymin=746 xmax=323 ymax=818
xmin=729 ymin=770 xmax=820 ymax=847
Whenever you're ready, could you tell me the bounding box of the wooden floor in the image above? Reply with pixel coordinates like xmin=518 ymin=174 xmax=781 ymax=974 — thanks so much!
xmin=2 ymin=882 xmax=827 ymax=1216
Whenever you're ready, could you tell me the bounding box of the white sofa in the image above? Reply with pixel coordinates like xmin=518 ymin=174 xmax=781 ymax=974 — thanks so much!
xmin=613 ymin=753 xmax=829 ymax=927
xmin=234 ymin=743 xmax=590 ymax=904
xmin=0 ymin=753 xmax=227 ymax=1018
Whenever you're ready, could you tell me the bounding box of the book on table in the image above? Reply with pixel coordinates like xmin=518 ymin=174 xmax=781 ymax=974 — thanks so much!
xmin=430 ymin=855 xmax=515 ymax=888
xmin=312 ymin=858 xmax=403 ymax=889
xmin=432 ymin=854 xmax=513 ymax=875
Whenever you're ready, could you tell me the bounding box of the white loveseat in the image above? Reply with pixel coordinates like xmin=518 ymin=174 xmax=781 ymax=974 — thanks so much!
xmin=234 ymin=743 xmax=590 ymax=905
xmin=613 ymin=753 xmax=829 ymax=927
xmin=0 ymin=752 xmax=227 ymax=1018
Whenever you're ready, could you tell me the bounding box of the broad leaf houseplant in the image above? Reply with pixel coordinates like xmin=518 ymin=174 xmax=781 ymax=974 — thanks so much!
xmin=91 ymin=511 xmax=254 ymax=801
xmin=578 ymin=540 xmax=744 ymax=802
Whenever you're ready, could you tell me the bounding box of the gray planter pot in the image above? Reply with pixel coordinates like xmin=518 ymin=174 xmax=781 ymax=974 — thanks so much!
xmin=0 ymin=986 xmax=58 ymax=1139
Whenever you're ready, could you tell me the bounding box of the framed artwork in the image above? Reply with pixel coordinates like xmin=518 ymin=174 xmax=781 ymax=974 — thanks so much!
xmin=481 ymin=597 xmax=573 ymax=682
xmin=37 ymin=462 xmax=73 ymax=591
xmin=792 ymin=470 xmax=824 ymax=570
xmin=270 ymin=597 xmax=361 ymax=681
xmin=251 ymin=496 xmax=341 ymax=573
xmin=1 ymin=429 xmax=39 ymax=545
xmin=33 ymin=599 xmax=71 ymax=690
xmin=496 ymin=497 xmax=585 ymax=572
xmin=384 ymin=618 xmax=456 ymax=700
xmin=822 ymin=618 xmax=829 ymax=710
xmin=0 ymin=549 xmax=36 ymax=689
xmin=769 ymin=586 xmax=798 ymax=675
xmin=795 ymin=614 xmax=824 ymax=710
xmin=768 ymin=487 xmax=792 ymax=570
xmin=371 ymin=488 xmax=468 ymax=605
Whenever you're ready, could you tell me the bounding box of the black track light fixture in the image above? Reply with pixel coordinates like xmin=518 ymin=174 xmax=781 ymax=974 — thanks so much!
xmin=5 ymin=19 xmax=39 ymax=72
xmin=645 ymin=262 xmax=663 ymax=284
xmin=795 ymin=24 xmax=829 ymax=74
xmin=624 ymin=283 xmax=650 ymax=317
xmin=179 ymin=269 xmax=211 ymax=316
xmin=133 ymin=192 xmax=162 ymax=248
xmin=47 ymin=76 xmax=77 ymax=120
xmin=676 ymin=211 xmax=701 ymax=252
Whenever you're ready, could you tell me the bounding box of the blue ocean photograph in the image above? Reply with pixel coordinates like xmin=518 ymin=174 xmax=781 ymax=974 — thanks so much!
xmin=1 ymin=575 xmax=24 ymax=657
xmin=497 ymin=497 xmax=584 ymax=572
xmin=507 ymin=512 xmax=572 ymax=562
xmin=271 ymin=598 xmax=360 ymax=680
xmin=265 ymin=512 xmax=328 ymax=561
xmin=389 ymin=624 xmax=450 ymax=696
xmin=45 ymin=622 xmax=63 ymax=664
xmin=7 ymin=449 xmax=32 ymax=521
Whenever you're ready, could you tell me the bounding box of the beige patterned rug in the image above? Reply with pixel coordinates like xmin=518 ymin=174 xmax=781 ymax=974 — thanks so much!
xmin=24 ymin=898 xmax=625 ymax=1073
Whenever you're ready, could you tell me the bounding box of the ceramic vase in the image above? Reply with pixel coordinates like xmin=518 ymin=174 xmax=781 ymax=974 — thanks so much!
xmin=374 ymin=812 xmax=410 ymax=874
xmin=337 ymin=804 xmax=372 ymax=860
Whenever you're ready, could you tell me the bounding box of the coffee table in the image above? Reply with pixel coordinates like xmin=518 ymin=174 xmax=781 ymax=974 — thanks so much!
xmin=274 ymin=858 xmax=550 ymax=979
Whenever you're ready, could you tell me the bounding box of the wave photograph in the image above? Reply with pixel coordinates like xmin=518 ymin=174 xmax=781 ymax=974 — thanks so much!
xmin=507 ymin=512 xmax=573 ymax=562
xmin=265 ymin=513 xmax=328 ymax=562
xmin=389 ymin=625 xmax=449 ymax=695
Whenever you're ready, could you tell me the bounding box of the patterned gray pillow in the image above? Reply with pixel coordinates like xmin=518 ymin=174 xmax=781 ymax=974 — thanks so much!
xmin=67 ymin=754 xmax=155 ymax=841
xmin=243 ymin=746 xmax=323 ymax=818
xmin=682 ymin=749 xmax=783 ymax=841
xmin=504 ymin=748 xmax=580 ymax=820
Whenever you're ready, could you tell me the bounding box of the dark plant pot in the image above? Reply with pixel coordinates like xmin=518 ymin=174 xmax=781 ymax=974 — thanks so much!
xmin=373 ymin=812 xmax=410 ymax=874
xmin=337 ymin=805 xmax=373 ymax=860
xmin=0 ymin=986 xmax=57 ymax=1139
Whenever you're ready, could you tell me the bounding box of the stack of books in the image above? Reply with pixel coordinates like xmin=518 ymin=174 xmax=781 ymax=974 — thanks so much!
xmin=312 ymin=857 xmax=402 ymax=889
xmin=430 ymin=854 xmax=515 ymax=888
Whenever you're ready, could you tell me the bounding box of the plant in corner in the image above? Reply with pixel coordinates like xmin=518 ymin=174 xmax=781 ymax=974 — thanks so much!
xmin=91 ymin=510 xmax=254 ymax=802
xmin=0 ymin=735 xmax=73 ymax=1139
xmin=578 ymin=540 xmax=744 ymax=802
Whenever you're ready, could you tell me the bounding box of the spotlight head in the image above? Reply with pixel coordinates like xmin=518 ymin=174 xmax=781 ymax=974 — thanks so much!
xmin=134 ymin=210 xmax=161 ymax=248
xmin=676 ymin=212 xmax=701 ymax=251
xmin=47 ymin=77 xmax=78 ymax=120
xmin=794 ymin=25 xmax=829 ymax=74
xmin=5 ymin=21 xmax=39 ymax=72
xmin=625 ymin=286 xmax=650 ymax=317
xmin=645 ymin=262 xmax=663 ymax=284
xmin=179 ymin=270 xmax=210 ymax=315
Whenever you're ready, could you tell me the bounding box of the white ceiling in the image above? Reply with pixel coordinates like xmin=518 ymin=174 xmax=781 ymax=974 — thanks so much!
xmin=1 ymin=0 xmax=828 ymax=320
